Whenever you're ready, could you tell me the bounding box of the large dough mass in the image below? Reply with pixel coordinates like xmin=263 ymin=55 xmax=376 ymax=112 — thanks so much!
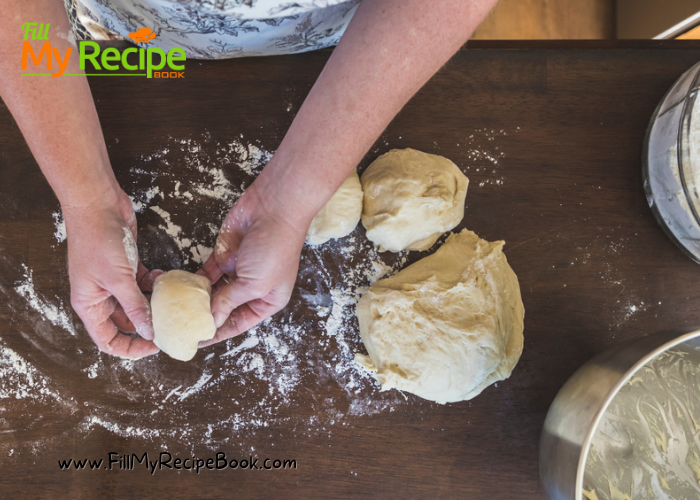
xmin=307 ymin=169 xmax=364 ymax=245
xmin=151 ymin=270 xmax=217 ymax=362
xmin=361 ymin=148 xmax=468 ymax=252
xmin=355 ymin=229 xmax=524 ymax=403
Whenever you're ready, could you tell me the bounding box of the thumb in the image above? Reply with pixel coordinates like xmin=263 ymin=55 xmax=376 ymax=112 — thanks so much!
xmin=111 ymin=279 xmax=155 ymax=340
xmin=211 ymin=278 xmax=267 ymax=329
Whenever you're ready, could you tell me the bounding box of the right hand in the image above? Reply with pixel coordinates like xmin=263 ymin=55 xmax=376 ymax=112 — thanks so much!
xmin=64 ymin=189 xmax=160 ymax=359
xmin=198 ymin=180 xmax=309 ymax=346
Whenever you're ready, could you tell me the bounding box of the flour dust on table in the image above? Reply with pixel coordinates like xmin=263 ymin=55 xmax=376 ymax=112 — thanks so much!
xmin=0 ymin=134 xmax=414 ymax=453
xmin=1 ymin=129 xmax=524 ymax=453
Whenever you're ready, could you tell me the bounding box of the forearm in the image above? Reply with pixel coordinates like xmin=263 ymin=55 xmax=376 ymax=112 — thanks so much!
xmin=0 ymin=1 xmax=120 ymax=212
xmin=257 ymin=0 xmax=497 ymax=227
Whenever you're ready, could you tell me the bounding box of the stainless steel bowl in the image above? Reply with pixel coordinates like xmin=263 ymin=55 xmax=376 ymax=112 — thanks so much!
xmin=644 ymin=61 xmax=700 ymax=264
xmin=539 ymin=327 xmax=700 ymax=500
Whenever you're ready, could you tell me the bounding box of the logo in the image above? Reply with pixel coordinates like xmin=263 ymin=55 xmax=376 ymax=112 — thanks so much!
xmin=128 ymin=28 xmax=157 ymax=44
xmin=21 ymin=23 xmax=185 ymax=79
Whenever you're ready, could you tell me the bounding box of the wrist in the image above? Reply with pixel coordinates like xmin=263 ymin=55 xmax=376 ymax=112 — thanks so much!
xmin=252 ymin=151 xmax=353 ymax=233
xmin=42 ymin=147 xmax=119 ymax=210
xmin=251 ymin=158 xmax=319 ymax=231
xmin=58 ymin=160 xmax=121 ymax=211
xmin=243 ymin=172 xmax=311 ymax=240
xmin=61 ymin=182 xmax=129 ymax=226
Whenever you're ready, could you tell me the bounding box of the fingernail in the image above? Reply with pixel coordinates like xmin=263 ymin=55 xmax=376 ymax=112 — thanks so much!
xmin=213 ymin=311 xmax=226 ymax=328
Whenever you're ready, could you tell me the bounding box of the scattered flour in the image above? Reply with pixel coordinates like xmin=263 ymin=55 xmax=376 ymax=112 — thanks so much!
xmin=122 ymin=227 xmax=139 ymax=276
xmin=190 ymin=244 xmax=213 ymax=264
xmin=14 ymin=265 xmax=76 ymax=336
xmin=131 ymin=186 xmax=161 ymax=213
xmin=221 ymin=335 xmax=259 ymax=357
xmin=126 ymin=136 xmax=272 ymax=267
xmin=17 ymin=129 xmax=653 ymax=452
xmin=51 ymin=211 xmax=66 ymax=244
xmin=0 ymin=339 xmax=76 ymax=410
xmin=149 ymin=205 xmax=191 ymax=250
xmin=3 ymin=134 xmax=410 ymax=451
xmin=617 ymin=300 xmax=649 ymax=324
xmin=464 ymin=128 xmax=509 ymax=187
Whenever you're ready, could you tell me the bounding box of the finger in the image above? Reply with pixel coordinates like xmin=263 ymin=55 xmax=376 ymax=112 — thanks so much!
xmin=111 ymin=280 xmax=155 ymax=341
xmin=79 ymin=300 xmax=158 ymax=359
xmin=210 ymin=278 xmax=268 ymax=329
xmin=199 ymin=298 xmax=282 ymax=347
xmin=111 ymin=303 xmax=136 ymax=333
xmin=136 ymin=262 xmax=149 ymax=284
xmin=73 ymin=295 xmax=118 ymax=349
xmin=107 ymin=333 xmax=160 ymax=359
xmin=138 ymin=269 xmax=163 ymax=293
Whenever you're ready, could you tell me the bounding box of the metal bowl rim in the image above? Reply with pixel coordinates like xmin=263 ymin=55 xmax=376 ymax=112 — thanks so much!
xmin=574 ymin=329 xmax=700 ymax=499
xmin=642 ymin=61 xmax=700 ymax=265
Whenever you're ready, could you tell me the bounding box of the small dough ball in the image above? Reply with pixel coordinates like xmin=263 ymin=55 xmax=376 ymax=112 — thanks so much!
xmin=307 ymin=169 xmax=363 ymax=245
xmin=151 ymin=270 xmax=217 ymax=362
xmin=361 ymin=148 xmax=468 ymax=252
xmin=355 ymin=229 xmax=524 ymax=404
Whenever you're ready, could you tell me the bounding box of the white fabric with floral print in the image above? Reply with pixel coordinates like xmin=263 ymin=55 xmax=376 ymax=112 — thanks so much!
xmin=75 ymin=0 xmax=361 ymax=59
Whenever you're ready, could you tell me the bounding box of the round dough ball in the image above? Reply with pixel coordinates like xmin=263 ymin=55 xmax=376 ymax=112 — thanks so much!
xmin=355 ymin=229 xmax=524 ymax=404
xmin=360 ymin=148 xmax=468 ymax=252
xmin=151 ymin=270 xmax=217 ymax=362
xmin=307 ymin=169 xmax=363 ymax=245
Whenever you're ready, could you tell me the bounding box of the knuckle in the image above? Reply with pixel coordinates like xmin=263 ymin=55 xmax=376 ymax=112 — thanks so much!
xmin=89 ymin=333 xmax=112 ymax=354
xmin=279 ymin=295 xmax=291 ymax=309
xmin=216 ymin=292 xmax=237 ymax=310
xmin=120 ymin=302 xmax=142 ymax=318
xmin=270 ymin=295 xmax=291 ymax=315
xmin=117 ymin=288 xmax=147 ymax=314
xmin=70 ymin=296 xmax=85 ymax=315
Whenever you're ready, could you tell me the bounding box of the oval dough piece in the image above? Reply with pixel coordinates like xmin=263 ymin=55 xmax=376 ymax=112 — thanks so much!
xmin=151 ymin=270 xmax=217 ymax=362
xmin=360 ymin=148 xmax=468 ymax=252
xmin=355 ymin=229 xmax=524 ymax=404
xmin=307 ymin=169 xmax=364 ymax=245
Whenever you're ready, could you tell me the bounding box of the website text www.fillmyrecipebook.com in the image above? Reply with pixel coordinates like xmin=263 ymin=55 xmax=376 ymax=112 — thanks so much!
xmin=58 ymin=452 xmax=297 ymax=474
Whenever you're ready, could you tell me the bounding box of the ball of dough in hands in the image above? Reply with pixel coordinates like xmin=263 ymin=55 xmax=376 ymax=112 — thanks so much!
xmin=151 ymin=270 xmax=217 ymax=362
xmin=361 ymin=148 xmax=469 ymax=252
xmin=355 ymin=229 xmax=524 ymax=404
xmin=307 ymin=169 xmax=364 ymax=245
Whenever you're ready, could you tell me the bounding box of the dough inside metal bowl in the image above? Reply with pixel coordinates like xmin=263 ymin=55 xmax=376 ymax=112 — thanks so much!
xmin=582 ymin=339 xmax=700 ymax=500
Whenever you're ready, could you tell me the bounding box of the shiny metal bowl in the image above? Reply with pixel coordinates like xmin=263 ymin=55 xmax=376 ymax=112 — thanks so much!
xmin=539 ymin=328 xmax=700 ymax=500
xmin=644 ymin=61 xmax=700 ymax=264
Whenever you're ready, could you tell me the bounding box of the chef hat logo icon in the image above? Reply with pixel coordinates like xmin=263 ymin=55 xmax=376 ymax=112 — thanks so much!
xmin=128 ymin=27 xmax=157 ymax=44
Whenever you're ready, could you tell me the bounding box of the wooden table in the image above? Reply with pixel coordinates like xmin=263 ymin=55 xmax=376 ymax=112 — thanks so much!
xmin=3 ymin=40 xmax=700 ymax=499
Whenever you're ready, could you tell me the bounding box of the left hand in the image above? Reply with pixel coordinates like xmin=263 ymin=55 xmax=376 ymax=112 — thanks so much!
xmin=64 ymin=188 xmax=161 ymax=358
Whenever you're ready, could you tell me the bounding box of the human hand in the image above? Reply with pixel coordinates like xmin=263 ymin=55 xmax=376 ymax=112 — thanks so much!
xmin=64 ymin=189 xmax=161 ymax=359
xmin=198 ymin=181 xmax=308 ymax=346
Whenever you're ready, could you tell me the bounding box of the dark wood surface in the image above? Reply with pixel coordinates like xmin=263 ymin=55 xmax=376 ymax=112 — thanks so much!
xmin=3 ymin=40 xmax=700 ymax=499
